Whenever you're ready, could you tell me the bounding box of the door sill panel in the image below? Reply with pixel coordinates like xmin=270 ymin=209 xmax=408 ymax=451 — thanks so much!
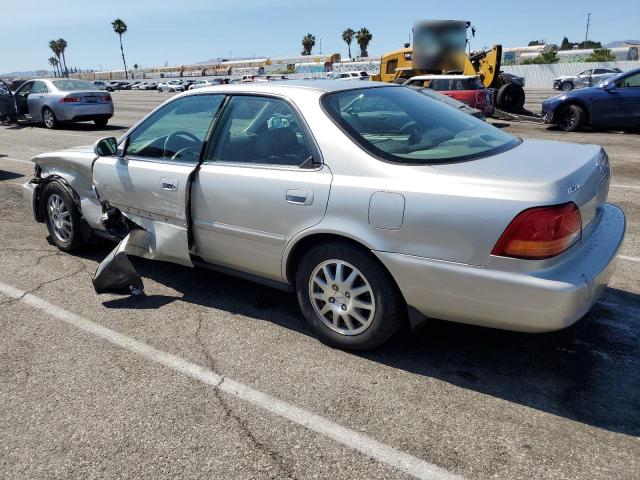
xmin=190 ymin=256 xmax=293 ymax=292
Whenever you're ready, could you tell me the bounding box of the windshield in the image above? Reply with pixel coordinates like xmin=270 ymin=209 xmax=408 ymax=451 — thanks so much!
xmin=322 ymin=86 xmax=518 ymax=164
xmin=53 ymin=79 xmax=98 ymax=91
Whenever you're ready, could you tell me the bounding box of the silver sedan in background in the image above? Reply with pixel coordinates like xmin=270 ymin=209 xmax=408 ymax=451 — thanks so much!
xmin=23 ymin=82 xmax=625 ymax=350
xmin=12 ymin=78 xmax=113 ymax=128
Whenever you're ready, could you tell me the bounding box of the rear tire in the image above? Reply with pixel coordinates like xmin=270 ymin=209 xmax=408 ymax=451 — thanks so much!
xmin=496 ymin=83 xmax=525 ymax=113
xmin=41 ymin=181 xmax=84 ymax=252
xmin=558 ymin=104 xmax=585 ymax=132
xmin=42 ymin=107 xmax=58 ymax=129
xmin=94 ymin=118 xmax=108 ymax=128
xmin=296 ymin=242 xmax=406 ymax=351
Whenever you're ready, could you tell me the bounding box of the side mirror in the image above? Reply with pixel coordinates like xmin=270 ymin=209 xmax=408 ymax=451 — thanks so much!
xmin=94 ymin=137 xmax=118 ymax=157
xmin=603 ymin=81 xmax=616 ymax=91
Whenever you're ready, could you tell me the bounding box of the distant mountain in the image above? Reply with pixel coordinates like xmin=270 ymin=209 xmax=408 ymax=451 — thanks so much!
xmin=605 ymin=40 xmax=640 ymax=48
xmin=0 ymin=69 xmax=51 ymax=78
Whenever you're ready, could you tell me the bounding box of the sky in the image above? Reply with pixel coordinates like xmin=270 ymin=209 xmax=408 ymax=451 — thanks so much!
xmin=1 ymin=0 xmax=638 ymax=73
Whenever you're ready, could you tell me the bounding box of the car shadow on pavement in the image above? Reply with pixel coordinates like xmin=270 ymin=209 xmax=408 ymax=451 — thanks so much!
xmin=361 ymin=287 xmax=640 ymax=437
xmin=0 ymin=171 xmax=24 ymax=181
xmin=89 ymin=252 xmax=640 ymax=437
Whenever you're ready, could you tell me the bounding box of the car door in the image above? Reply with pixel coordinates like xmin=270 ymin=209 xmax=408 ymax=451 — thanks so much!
xmin=27 ymin=81 xmax=48 ymax=121
xmin=92 ymin=93 xmax=225 ymax=266
xmin=613 ymin=71 xmax=640 ymax=127
xmin=191 ymin=94 xmax=332 ymax=282
xmin=13 ymin=81 xmax=33 ymax=119
xmin=575 ymin=70 xmax=592 ymax=88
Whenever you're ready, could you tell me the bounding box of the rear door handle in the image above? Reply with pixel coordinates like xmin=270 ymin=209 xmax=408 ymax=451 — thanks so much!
xmin=160 ymin=177 xmax=178 ymax=191
xmin=286 ymin=189 xmax=313 ymax=205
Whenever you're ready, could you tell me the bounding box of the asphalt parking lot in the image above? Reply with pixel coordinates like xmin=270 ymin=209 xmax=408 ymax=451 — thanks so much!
xmin=1 ymin=88 xmax=639 ymax=480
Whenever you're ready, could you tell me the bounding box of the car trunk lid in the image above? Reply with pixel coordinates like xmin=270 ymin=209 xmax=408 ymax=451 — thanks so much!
xmin=427 ymin=138 xmax=610 ymax=242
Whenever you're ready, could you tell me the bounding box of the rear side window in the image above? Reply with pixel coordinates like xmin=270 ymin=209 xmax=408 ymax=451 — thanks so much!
xmin=322 ymin=86 xmax=518 ymax=164
xmin=31 ymin=81 xmax=48 ymax=94
xmin=429 ymin=78 xmax=482 ymax=90
xmin=205 ymin=95 xmax=313 ymax=167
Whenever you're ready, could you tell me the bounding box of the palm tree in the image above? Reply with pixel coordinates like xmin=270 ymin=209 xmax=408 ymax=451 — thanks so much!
xmin=112 ymin=19 xmax=129 ymax=79
xmin=48 ymin=40 xmax=62 ymax=76
xmin=355 ymin=28 xmax=372 ymax=58
xmin=48 ymin=57 xmax=60 ymax=77
xmin=301 ymin=33 xmax=316 ymax=56
xmin=342 ymin=28 xmax=355 ymax=59
xmin=56 ymin=38 xmax=69 ymax=77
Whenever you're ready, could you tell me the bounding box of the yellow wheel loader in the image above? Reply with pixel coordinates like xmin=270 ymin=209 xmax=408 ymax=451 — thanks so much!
xmin=371 ymin=20 xmax=527 ymax=114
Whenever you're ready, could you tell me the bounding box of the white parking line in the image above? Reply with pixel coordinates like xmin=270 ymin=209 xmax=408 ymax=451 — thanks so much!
xmin=611 ymin=184 xmax=640 ymax=190
xmin=0 ymin=281 xmax=461 ymax=480
xmin=619 ymin=255 xmax=640 ymax=263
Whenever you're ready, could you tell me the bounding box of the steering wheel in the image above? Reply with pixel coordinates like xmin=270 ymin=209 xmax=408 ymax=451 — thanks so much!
xmin=163 ymin=131 xmax=200 ymax=158
xmin=399 ymin=121 xmax=424 ymax=145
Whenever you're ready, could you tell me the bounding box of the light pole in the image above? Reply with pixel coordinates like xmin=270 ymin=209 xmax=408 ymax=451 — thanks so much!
xmin=584 ymin=13 xmax=591 ymax=47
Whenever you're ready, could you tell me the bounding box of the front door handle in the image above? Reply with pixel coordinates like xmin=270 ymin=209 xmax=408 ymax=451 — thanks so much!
xmin=286 ymin=189 xmax=313 ymax=205
xmin=160 ymin=177 xmax=178 ymax=191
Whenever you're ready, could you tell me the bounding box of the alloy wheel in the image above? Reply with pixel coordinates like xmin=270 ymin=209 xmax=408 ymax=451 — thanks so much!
xmin=47 ymin=193 xmax=73 ymax=242
xmin=43 ymin=109 xmax=55 ymax=128
xmin=308 ymin=259 xmax=376 ymax=336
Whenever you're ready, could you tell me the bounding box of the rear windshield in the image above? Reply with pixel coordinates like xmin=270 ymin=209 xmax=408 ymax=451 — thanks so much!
xmin=429 ymin=77 xmax=484 ymax=91
xmin=321 ymin=86 xmax=518 ymax=164
xmin=52 ymin=79 xmax=98 ymax=91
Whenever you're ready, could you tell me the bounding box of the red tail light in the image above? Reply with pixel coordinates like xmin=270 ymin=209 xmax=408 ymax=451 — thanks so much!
xmin=474 ymin=90 xmax=486 ymax=105
xmin=60 ymin=96 xmax=81 ymax=103
xmin=101 ymin=95 xmax=111 ymax=102
xmin=492 ymin=202 xmax=582 ymax=259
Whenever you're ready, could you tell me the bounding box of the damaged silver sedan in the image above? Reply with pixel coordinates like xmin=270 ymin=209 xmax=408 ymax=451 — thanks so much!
xmin=23 ymin=81 xmax=625 ymax=350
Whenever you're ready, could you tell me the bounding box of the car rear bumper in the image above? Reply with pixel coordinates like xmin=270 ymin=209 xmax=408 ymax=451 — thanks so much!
xmin=374 ymin=204 xmax=625 ymax=333
xmin=54 ymin=103 xmax=114 ymax=122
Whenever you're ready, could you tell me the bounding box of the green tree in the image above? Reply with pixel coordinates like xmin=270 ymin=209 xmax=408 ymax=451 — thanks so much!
xmin=56 ymin=38 xmax=69 ymax=77
xmin=528 ymin=40 xmax=544 ymax=46
xmin=355 ymin=27 xmax=372 ymax=58
xmin=342 ymin=28 xmax=355 ymax=59
xmin=560 ymin=36 xmax=572 ymax=50
xmin=48 ymin=56 xmax=60 ymax=77
xmin=586 ymin=48 xmax=616 ymax=62
xmin=522 ymin=50 xmax=559 ymax=64
xmin=301 ymin=33 xmax=315 ymax=56
xmin=48 ymin=40 xmax=63 ymax=76
xmin=112 ymin=19 xmax=129 ymax=79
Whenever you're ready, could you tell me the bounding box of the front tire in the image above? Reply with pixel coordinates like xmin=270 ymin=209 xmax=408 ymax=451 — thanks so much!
xmin=558 ymin=104 xmax=585 ymax=132
xmin=42 ymin=107 xmax=58 ymax=129
xmin=42 ymin=181 xmax=84 ymax=252
xmin=560 ymin=81 xmax=573 ymax=91
xmin=296 ymin=242 xmax=405 ymax=351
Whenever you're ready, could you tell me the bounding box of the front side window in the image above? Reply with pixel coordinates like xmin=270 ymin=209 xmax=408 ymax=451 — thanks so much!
xmin=618 ymin=72 xmax=640 ymax=88
xmin=126 ymin=94 xmax=224 ymax=162
xmin=322 ymin=86 xmax=519 ymax=164
xmin=16 ymin=81 xmax=33 ymax=97
xmin=205 ymin=95 xmax=313 ymax=167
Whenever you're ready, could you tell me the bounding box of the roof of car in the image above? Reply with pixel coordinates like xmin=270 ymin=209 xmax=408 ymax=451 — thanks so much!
xmin=191 ymin=79 xmax=396 ymax=95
